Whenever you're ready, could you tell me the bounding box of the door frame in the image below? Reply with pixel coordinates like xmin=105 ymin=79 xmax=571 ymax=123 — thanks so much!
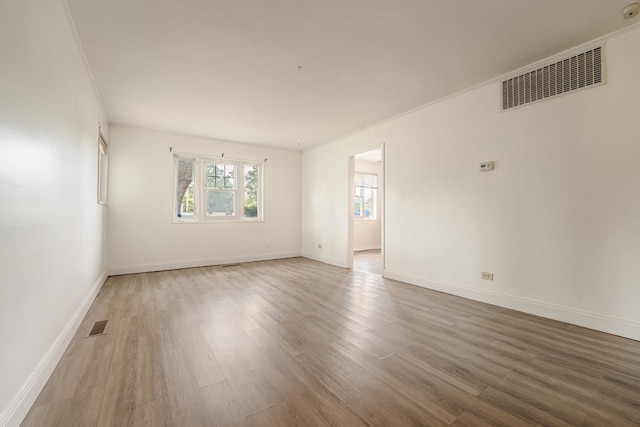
xmin=347 ymin=144 xmax=385 ymax=271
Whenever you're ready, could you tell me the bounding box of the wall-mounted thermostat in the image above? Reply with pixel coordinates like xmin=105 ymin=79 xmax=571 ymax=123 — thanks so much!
xmin=479 ymin=161 xmax=494 ymax=172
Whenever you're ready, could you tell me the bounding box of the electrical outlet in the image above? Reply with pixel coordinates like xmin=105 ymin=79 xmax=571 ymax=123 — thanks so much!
xmin=479 ymin=161 xmax=494 ymax=172
xmin=481 ymin=272 xmax=494 ymax=280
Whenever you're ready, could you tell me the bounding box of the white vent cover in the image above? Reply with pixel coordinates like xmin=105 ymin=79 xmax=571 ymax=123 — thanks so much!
xmin=502 ymin=46 xmax=604 ymax=111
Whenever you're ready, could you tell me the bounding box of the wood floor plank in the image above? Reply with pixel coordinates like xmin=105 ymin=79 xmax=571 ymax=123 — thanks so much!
xmin=20 ymin=256 xmax=640 ymax=426
xmin=200 ymin=380 xmax=244 ymax=427
xmin=478 ymin=386 xmax=577 ymax=426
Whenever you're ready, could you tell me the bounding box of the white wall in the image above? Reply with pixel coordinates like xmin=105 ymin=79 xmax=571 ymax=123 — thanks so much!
xmin=302 ymin=26 xmax=640 ymax=340
xmin=353 ymin=159 xmax=382 ymax=251
xmin=0 ymin=1 xmax=108 ymax=425
xmin=108 ymin=125 xmax=302 ymax=274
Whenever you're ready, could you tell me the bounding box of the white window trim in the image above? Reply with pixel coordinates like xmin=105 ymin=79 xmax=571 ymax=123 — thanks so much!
xmin=97 ymin=132 xmax=108 ymax=205
xmin=173 ymin=153 xmax=264 ymax=224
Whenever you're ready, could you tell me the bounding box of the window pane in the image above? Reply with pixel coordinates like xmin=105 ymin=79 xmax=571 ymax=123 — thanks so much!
xmin=176 ymin=158 xmax=195 ymax=219
xmin=354 ymin=173 xmax=377 ymax=219
xmin=354 ymin=196 xmax=363 ymax=216
xmin=244 ymin=164 xmax=259 ymax=218
xmin=364 ymin=188 xmax=375 ymax=219
xmin=206 ymin=190 xmax=235 ymax=216
xmin=205 ymin=162 xmax=235 ymax=189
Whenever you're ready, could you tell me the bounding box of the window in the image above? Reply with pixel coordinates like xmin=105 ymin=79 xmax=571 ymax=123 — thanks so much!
xmin=205 ymin=161 xmax=236 ymax=217
xmin=354 ymin=173 xmax=377 ymax=220
xmin=97 ymin=133 xmax=108 ymax=205
xmin=174 ymin=154 xmax=262 ymax=222
xmin=176 ymin=157 xmax=195 ymax=219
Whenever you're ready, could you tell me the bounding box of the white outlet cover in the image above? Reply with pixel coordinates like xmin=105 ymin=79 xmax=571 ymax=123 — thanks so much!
xmin=479 ymin=161 xmax=494 ymax=172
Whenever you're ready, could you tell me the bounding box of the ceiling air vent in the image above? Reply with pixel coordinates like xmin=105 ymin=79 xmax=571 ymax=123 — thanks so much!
xmin=501 ymin=46 xmax=604 ymax=111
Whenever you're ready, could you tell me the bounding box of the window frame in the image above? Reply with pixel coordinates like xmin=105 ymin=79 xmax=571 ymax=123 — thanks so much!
xmin=174 ymin=156 xmax=197 ymax=220
xmin=97 ymin=132 xmax=108 ymax=205
xmin=354 ymin=172 xmax=377 ymax=220
xmin=173 ymin=153 xmax=263 ymax=223
xmin=204 ymin=160 xmax=238 ymax=218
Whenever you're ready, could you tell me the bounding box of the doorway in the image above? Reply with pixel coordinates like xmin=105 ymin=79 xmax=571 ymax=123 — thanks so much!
xmin=348 ymin=147 xmax=384 ymax=274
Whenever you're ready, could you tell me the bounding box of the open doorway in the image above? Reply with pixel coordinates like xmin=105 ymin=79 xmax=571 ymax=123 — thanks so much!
xmin=348 ymin=147 xmax=383 ymax=274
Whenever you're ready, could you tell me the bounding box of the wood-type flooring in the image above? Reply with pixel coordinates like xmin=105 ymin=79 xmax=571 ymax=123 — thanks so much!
xmin=22 ymin=257 xmax=640 ymax=426
xmin=353 ymin=250 xmax=382 ymax=275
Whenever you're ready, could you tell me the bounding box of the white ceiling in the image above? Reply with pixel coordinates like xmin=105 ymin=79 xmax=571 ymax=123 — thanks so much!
xmin=66 ymin=0 xmax=638 ymax=150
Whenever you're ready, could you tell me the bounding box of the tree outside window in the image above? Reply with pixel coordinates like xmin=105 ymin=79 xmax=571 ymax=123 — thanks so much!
xmin=244 ymin=164 xmax=259 ymax=218
xmin=176 ymin=157 xmax=195 ymax=218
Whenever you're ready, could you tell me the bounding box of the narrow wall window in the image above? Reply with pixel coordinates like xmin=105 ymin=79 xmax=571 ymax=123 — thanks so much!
xmin=354 ymin=173 xmax=377 ymax=219
xmin=173 ymin=154 xmax=262 ymax=222
xmin=97 ymin=133 xmax=108 ymax=205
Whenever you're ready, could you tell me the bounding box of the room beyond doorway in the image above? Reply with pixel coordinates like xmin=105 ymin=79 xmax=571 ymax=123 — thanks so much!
xmin=348 ymin=146 xmax=383 ymax=273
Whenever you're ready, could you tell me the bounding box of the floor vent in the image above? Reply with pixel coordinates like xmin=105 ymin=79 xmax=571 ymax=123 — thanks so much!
xmin=88 ymin=320 xmax=108 ymax=337
xmin=502 ymin=45 xmax=604 ymax=111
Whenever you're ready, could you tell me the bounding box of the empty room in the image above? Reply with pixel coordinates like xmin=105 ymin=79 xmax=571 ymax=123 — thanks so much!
xmin=3 ymin=0 xmax=640 ymax=425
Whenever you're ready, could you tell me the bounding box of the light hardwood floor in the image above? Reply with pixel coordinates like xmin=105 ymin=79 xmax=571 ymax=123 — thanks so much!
xmin=353 ymin=250 xmax=382 ymax=275
xmin=23 ymin=257 xmax=640 ymax=426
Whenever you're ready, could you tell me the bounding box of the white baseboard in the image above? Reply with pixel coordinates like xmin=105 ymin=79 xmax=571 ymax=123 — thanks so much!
xmin=383 ymin=270 xmax=640 ymax=341
xmin=0 ymin=272 xmax=107 ymax=427
xmin=353 ymin=246 xmax=382 ymax=252
xmin=109 ymin=252 xmax=301 ymax=275
xmin=301 ymin=252 xmax=348 ymax=268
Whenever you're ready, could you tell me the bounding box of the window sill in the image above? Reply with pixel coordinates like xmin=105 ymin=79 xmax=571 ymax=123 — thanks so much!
xmin=172 ymin=218 xmax=264 ymax=224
